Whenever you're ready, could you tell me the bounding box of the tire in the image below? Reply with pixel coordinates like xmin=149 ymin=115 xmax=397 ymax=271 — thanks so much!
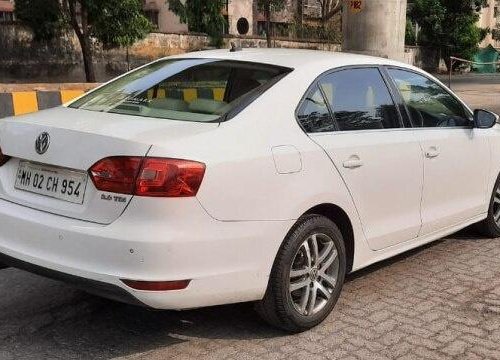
xmin=476 ymin=175 xmax=500 ymax=238
xmin=255 ymin=215 xmax=346 ymax=333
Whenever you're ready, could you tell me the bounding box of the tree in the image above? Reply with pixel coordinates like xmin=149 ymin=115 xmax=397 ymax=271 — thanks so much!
xmin=169 ymin=0 xmax=226 ymax=47
xmin=15 ymin=0 xmax=152 ymax=82
xmin=409 ymin=0 xmax=489 ymax=70
xmin=257 ymin=0 xmax=286 ymax=47
xmin=405 ymin=18 xmax=417 ymax=46
xmin=313 ymin=0 xmax=342 ymax=29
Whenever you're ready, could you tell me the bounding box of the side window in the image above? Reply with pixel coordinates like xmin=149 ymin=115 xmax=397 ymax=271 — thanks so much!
xmin=297 ymin=85 xmax=335 ymax=133
xmin=387 ymin=69 xmax=471 ymax=128
xmin=319 ymin=68 xmax=401 ymax=131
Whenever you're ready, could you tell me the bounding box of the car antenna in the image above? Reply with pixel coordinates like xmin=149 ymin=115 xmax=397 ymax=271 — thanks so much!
xmin=230 ymin=42 xmax=242 ymax=52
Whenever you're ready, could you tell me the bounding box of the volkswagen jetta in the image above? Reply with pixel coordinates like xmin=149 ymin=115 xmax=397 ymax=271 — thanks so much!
xmin=1 ymin=49 xmax=499 ymax=332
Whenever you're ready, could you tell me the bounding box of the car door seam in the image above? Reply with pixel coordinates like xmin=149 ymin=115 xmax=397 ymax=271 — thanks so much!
xmin=307 ymin=134 xmax=369 ymax=242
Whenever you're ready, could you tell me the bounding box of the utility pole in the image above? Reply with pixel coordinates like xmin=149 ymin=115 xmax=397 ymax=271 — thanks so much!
xmin=342 ymin=0 xmax=408 ymax=60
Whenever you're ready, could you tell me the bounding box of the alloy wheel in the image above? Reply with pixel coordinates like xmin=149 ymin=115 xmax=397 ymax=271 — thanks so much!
xmin=494 ymin=185 xmax=500 ymax=227
xmin=288 ymin=233 xmax=339 ymax=316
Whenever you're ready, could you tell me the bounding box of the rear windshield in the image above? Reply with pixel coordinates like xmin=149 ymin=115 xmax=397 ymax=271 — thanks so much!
xmin=69 ymin=59 xmax=292 ymax=122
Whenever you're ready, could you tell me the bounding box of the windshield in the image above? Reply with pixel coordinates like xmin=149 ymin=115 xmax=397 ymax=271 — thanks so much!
xmin=69 ymin=59 xmax=292 ymax=122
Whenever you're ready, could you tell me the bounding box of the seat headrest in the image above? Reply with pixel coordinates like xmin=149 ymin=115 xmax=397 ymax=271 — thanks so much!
xmin=148 ymin=98 xmax=189 ymax=112
xmin=188 ymin=99 xmax=227 ymax=114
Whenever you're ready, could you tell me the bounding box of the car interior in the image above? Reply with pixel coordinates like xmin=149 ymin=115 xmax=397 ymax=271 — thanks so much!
xmin=141 ymin=64 xmax=278 ymax=118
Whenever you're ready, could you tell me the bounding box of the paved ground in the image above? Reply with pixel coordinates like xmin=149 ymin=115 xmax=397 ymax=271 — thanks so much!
xmin=438 ymin=73 xmax=500 ymax=114
xmin=1 ymin=230 xmax=500 ymax=360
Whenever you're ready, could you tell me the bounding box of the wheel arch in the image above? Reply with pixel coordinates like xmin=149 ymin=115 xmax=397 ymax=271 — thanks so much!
xmin=303 ymin=203 xmax=355 ymax=273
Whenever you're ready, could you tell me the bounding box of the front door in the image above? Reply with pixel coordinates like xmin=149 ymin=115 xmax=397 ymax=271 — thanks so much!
xmin=386 ymin=68 xmax=490 ymax=235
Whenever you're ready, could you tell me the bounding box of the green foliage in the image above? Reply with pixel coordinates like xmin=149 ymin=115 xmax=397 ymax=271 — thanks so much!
xmin=409 ymin=0 xmax=489 ymax=65
xmin=15 ymin=0 xmax=152 ymax=81
xmin=168 ymin=0 xmax=226 ymax=47
xmin=16 ymin=0 xmax=152 ymax=47
xmin=87 ymin=0 xmax=152 ymax=48
xmin=289 ymin=22 xmax=341 ymax=43
xmin=15 ymin=0 xmax=64 ymax=41
xmin=405 ymin=19 xmax=417 ymax=46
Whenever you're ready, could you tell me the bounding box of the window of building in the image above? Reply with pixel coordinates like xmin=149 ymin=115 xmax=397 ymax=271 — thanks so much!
xmin=0 ymin=11 xmax=14 ymax=22
xmin=144 ymin=10 xmax=159 ymax=29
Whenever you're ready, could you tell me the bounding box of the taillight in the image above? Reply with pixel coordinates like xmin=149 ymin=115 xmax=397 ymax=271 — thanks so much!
xmin=89 ymin=157 xmax=205 ymax=197
xmin=136 ymin=158 xmax=205 ymax=197
xmin=89 ymin=157 xmax=143 ymax=195
xmin=0 ymin=146 xmax=10 ymax=167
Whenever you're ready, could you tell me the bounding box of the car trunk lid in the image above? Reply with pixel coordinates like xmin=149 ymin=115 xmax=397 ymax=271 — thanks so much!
xmin=0 ymin=107 xmax=218 ymax=224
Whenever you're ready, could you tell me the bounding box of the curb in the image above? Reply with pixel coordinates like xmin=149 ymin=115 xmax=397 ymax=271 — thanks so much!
xmin=0 ymin=90 xmax=85 ymax=119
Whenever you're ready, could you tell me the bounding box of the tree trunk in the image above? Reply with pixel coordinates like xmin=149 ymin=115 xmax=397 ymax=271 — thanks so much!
xmin=265 ymin=3 xmax=272 ymax=48
xmin=296 ymin=0 xmax=303 ymax=39
xmin=80 ymin=36 xmax=96 ymax=83
xmin=67 ymin=0 xmax=96 ymax=83
xmin=126 ymin=47 xmax=131 ymax=72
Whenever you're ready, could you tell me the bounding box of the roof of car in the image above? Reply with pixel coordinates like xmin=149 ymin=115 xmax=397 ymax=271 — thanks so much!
xmin=168 ymin=48 xmax=414 ymax=72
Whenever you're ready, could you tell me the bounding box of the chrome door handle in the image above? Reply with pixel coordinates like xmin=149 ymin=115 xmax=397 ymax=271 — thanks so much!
xmin=343 ymin=157 xmax=363 ymax=169
xmin=425 ymin=147 xmax=440 ymax=159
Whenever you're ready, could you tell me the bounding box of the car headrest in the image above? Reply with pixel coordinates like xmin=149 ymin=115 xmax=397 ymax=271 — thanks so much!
xmin=149 ymin=98 xmax=189 ymax=112
xmin=188 ymin=99 xmax=228 ymax=114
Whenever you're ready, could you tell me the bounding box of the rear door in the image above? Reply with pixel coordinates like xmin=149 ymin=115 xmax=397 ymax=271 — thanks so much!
xmin=386 ymin=68 xmax=490 ymax=235
xmin=299 ymin=67 xmax=423 ymax=250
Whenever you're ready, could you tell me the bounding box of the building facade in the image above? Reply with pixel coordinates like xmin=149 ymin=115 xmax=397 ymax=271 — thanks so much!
xmin=1 ymin=0 xmax=337 ymax=39
xmin=479 ymin=0 xmax=500 ymax=48
xmin=143 ymin=0 xmax=338 ymax=39
xmin=142 ymin=0 xmax=189 ymax=33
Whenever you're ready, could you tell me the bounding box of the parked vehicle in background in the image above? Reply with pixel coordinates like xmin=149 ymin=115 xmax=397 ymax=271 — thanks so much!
xmin=0 ymin=49 xmax=499 ymax=332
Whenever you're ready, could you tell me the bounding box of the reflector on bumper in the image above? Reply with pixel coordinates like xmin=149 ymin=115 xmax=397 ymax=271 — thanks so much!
xmin=121 ymin=279 xmax=190 ymax=291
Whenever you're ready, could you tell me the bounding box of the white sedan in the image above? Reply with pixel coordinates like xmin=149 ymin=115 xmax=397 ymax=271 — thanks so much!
xmin=0 ymin=49 xmax=499 ymax=332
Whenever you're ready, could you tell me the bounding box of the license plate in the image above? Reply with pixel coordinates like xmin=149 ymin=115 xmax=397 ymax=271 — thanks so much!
xmin=15 ymin=161 xmax=88 ymax=204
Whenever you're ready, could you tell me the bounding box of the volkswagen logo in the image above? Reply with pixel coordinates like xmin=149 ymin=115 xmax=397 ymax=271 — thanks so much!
xmin=35 ymin=132 xmax=50 ymax=155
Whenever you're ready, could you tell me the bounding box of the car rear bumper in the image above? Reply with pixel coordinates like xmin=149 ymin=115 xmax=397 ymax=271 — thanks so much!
xmin=0 ymin=197 xmax=294 ymax=309
xmin=0 ymin=251 xmax=147 ymax=306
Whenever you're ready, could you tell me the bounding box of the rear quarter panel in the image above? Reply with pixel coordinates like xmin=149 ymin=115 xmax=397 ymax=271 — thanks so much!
xmin=146 ymin=69 xmax=371 ymax=271
xmin=146 ymin=69 xmax=359 ymax=222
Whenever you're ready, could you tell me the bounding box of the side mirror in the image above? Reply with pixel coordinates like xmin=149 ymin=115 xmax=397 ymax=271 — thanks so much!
xmin=474 ymin=109 xmax=499 ymax=129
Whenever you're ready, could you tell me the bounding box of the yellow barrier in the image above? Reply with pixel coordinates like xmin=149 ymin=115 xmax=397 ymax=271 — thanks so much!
xmin=12 ymin=91 xmax=38 ymax=116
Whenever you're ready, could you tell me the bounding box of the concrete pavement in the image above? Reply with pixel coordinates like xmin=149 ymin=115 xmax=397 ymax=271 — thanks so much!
xmin=2 ymin=231 xmax=500 ymax=360
xmin=439 ymin=73 xmax=500 ymax=114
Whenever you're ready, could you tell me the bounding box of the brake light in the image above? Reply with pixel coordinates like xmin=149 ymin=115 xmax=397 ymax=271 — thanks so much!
xmin=89 ymin=157 xmax=205 ymax=197
xmin=0 ymin=146 xmax=10 ymax=167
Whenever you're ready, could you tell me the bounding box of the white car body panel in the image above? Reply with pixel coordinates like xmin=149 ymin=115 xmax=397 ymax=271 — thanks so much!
xmin=414 ymin=128 xmax=490 ymax=235
xmin=0 ymin=49 xmax=498 ymax=309
xmin=312 ymin=129 xmax=424 ymax=251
